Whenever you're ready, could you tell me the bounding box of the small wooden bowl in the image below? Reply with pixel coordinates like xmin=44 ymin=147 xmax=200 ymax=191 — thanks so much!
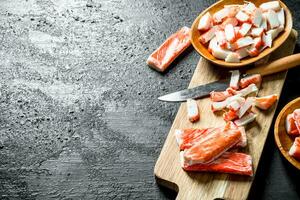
xmin=274 ymin=97 xmax=300 ymax=170
xmin=190 ymin=0 xmax=293 ymax=68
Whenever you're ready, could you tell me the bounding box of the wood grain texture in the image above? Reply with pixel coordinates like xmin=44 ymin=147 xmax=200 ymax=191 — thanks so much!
xmin=190 ymin=0 xmax=293 ymax=68
xmin=275 ymin=97 xmax=300 ymax=170
xmin=154 ymin=29 xmax=298 ymax=200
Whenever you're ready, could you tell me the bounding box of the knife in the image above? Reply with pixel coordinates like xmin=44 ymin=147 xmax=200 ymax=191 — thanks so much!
xmin=158 ymin=54 xmax=300 ymax=102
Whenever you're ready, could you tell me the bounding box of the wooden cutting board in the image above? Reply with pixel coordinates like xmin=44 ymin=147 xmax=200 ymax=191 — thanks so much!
xmin=154 ymin=29 xmax=298 ymax=200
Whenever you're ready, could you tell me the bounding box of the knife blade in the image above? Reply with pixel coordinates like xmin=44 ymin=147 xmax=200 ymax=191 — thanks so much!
xmin=158 ymin=79 xmax=230 ymax=102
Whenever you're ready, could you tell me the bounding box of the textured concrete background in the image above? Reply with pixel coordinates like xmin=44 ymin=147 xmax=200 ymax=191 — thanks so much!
xmin=0 ymin=0 xmax=300 ymax=199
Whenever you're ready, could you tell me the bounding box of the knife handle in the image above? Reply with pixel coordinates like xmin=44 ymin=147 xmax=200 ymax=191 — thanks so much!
xmin=246 ymin=53 xmax=300 ymax=76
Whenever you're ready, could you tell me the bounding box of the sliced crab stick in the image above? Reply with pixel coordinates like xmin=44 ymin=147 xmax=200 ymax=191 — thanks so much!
xmin=223 ymin=109 xmax=239 ymax=121
xmin=210 ymin=90 xmax=232 ymax=102
xmin=236 ymin=11 xmax=250 ymax=23
xmin=254 ymin=94 xmax=278 ymax=110
xmin=238 ymin=23 xmax=252 ymax=37
xmin=212 ymin=45 xmax=231 ymax=60
xmin=292 ymin=109 xmax=300 ymax=133
xmin=221 ymin=17 xmax=238 ymax=29
xmin=261 ymin=33 xmax=272 ymax=50
xmin=225 ymin=24 xmax=236 ymax=43
xmin=237 ymin=126 xmax=247 ymax=147
xmin=211 ymin=95 xmax=245 ymax=112
xmin=147 ymin=27 xmax=191 ymax=72
xmin=267 ymin=26 xmax=284 ymax=40
xmin=229 ymin=70 xmax=240 ymax=90
xmin=252 ymin=9 xmax=263 ymax=27
xmin=238 ymin=97 xmax=254 ymax=118
xmin=232 ymin=36 xmax=254 ymax=50
xmin=239 ymin=74 xmax=262 ymax=89
xmin=227 ymin=98 xmax=245 ymax=111
xmin=235 ymin=47 xmax=249 ymax=59
xmin=247 ymin=46 xmax=260 ymax=57
xmin=200 ymin=26 xmax=217 ymax=44
xmin=208 ymin=37 xmax=218 ymax=53
xmin=289 ymin=137 xmax=300 ymax=161
xmin=260 ymin=15 xmax=268 ymax=31
xmin=236 ymin=83 xmax=259 ymax=97
xmin=225 ymin=52 xmax=240 ymax=63
xmin=277 ymin=8 xmax=285 ymax=27
xmin=213 ymin=7 xmax=230 ymax=23
xmin=253 ymin=37 xmax=264 ymax=49
xmin=187 ymin=99 xmax=200 ymax=122
xmin=286 ymin=114 xmax=299 ymax=136
xmin=198 ymin=12 xmax=213 ymax=31
xmin=259 ymin=1 xmax=281 ymax=12
xmin=180 ymin=151 xmax=253 ymax=176
xmin=215 ymin=30 xmax=227 ymax=48
xmin=234 ymin=112 xmax=257 ymax=127
xmin=266 ymin=10 xmax=280 ymax=29
xmin=251 ymin=27 xmax=264 ymax=37
xmin=183 ymin=122 xmax=242 ymax=165
xmin=242 ymin=2 xmax=256 ymax=14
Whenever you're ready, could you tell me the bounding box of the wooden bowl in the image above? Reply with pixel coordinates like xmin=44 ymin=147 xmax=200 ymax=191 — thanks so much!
xmin=190 ymin=0 xmax=293 ymax=68
xmin=274 ymin=97 xmax=300 ymax=170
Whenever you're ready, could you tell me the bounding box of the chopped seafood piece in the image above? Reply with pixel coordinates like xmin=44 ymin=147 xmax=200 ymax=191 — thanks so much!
xmin=187 ymin=99 xmax=200 ymax=122
xmin=252 ymin=9 xmax=263 ymax=27
xmin=208 ymin=37 xmax=218 ymax=53
xmin=234 ymin=112 xmax=257 ymax=126
xmin=236 ymin=11 xmax=250 ymax=23
xmin=254 ymin=94 xmax=278 ymax=110
xmin=215 ymin=30 xmax=227 ymax=48
xmin=247 ymin=46 xmax=259 ymax=57
xmin=183 ymin=122 xmax=242 ymax=165
xmin=289 ymin=137 xmax=300 ymax=161
xmin=260 ymin=15 xmax=268 ymax=30
xmin=212 ymin=45 xmax=231 ymax=60
xmin=261 ymin=33 xmax=272 ymax=50
xmin=238 ymin=97 xmax=255 ymax=118
xmin=147 ymin=27 xmax=191 ymax=72
xmin=266 ymin=9 xmax=280 ymax=29
xmin=267 ymin=26 xmax=284 ymax=39
xmin=198 ymin=12 xmax=213 ymax=31
xmin=253 ymin=37 xmax=263 ymax=49
xmin=251 ymin=27 xmax=264 ymax=37
xmin=227 ymin=98 xmax=245 ymax=111
xmin=277 ymin=8 xmax=285 ymax=27
xmin=180 ymin=151 xmax=253 ymax=176
xmin=236 ymin=126 xmax=247 ymax=147
xmin=213 ymin=7 xmax=230 ymax=23
xmin=210 ymin=90 xmax=232 ymax=102
xmin=225 ymin=24 xmax=236 ymax=43
xmin=232 ymin=36 xmax=254 ymax=50
xmin=242 ymin=2 xmax=257 ymax=14
xmin=238 ymin=23 xmax=252 ymax=37
xmin=212 ymin=95 xmax=245 ymax=112
xmin=221 ymin=17 xmax=238 ymax=29
xmin=225 ymin=52 xmax=240 ymax=63
xmin=229 ymin=70 xmax=240 ymax=90
xmin=235 ymin=47 xmax=249 ymax=59
xmin=292 ymin=109 xmax=300 ymax=134
xmin=286 ymin=114 xmax=299 ymax=136
xmin=236 ymin=83 xmax=259 ymax=97
xmin=200 ymin=26 xmax=218 ymax=44
xmin=259 ymin=1 xmax=281 ymax=12
xmin=239 ymin=74 xmax=262 ymax=88
xmin=223 ymin=109 xmax=238 ymax=121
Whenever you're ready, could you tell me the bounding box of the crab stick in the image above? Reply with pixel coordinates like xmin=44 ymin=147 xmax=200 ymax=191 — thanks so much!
xmin=215 ymin=30 xmax=227 ymax=48
xmin=187 ymin=99 xmax=200 ymax=122
xmin=180 ymin=151 xmax=253 ymax=176
xmin=251 ymin=27 xmax=264 ymax=37
xmin=236 ymin=11 xmax=250 ymax=23
xmin=242 ymin=2 xmax=256 ymax=14
xmin=208 ymin=37 xmax=218 ymax=53
xmin=236 ymin=83 xmax=259 ymax=97
xmin=289 ymin=137 xmax=300 ymax=160
xmin=229 ymin=70 xmax=240 ymax=90
xmin=238 ymin=97 xmax=255 ymax=118
xmin=252 ymin=9 xmax=263 ymax=27
xmin=238 ymin=23 xmax=252 ymax=37
xmin=254 ymin=94 xmax=278 ymax=110
xmin=213 ymin=7 xmax=230 ymax=23
xmin=235 ymin=47 xmax=249 ymax=59
xmin=259 ymin=1 xmax=281 ymax=12
xmin=223 ymin=109 xmax=238 ymax=122
xmin=225 ymin=52 xmax=240 ymax=63
xmin=267 ymin=26 xmax=284 ymax=40
xmin=234 ymin=112 xmax=257 ymax=126
xmin=286 ymin=114 xmax=299 ymax=136
xmin=198 ymin=12 xmax=213 ymax=31
xmin=183 ymin=122 xmax=242 ymax=165
xmin=211 ymin=95 xmax=245 ymax=112
xmin=277 ymin=8 xmax=285 ymax=27
xmin=292 ymin=109 xmax=300 ymax=133
xmin=200 ymin=26 xmax=218 ymax=44
xmin=266 ymin=10 xmax=280 ymax=29
xmin=239 ymin=74 xmax=262 ymax=89
xmin=147 ymin=27 xmax=191 ymax=72
xmin=232 ymin=36 xmax=254 ymax=50
xmin=225 ymin=24 xmax=236 ymax=43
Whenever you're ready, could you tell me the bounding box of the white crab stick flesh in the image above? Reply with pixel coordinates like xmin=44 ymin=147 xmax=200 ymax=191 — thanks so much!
xmin=212 ymin=45 xmax=231 ymax=60
xmin=208 ymin=37 xmax=218 ymax=53
xmin=215 ymin=30 xmax=227 ymax=48
xmin=238 ymin=97 xmax=255 ymax=118
xmin=260 ymin=15 xmax=268 ymax=31
xmin=236 ymin=83 xmax=259 ymax=97
xmin=225 ymin=52 xmax=240 ymax=63
xmin=225 ymin=24 xmax=236 ymax=43
xmin=236 ymin=11 xmax=250 ymax=23
xmin=277 ymin=8 xmax=285 ymax=27
xmin=289 ymin=137 xmax=300 ymax=160
xmin=234 ymin=112 xmax=257 ymax=127
xmin=187 ymin=99 xmax=200 ymax=122
xmin=242 ymin=2 xmax=256 ymax=14
xmin=251 ymin=27 xmax=264 ymax=37
xmin=252 ymin=9 xmax=263 ymax=27
xmin=266 ymin=10 xmax=280 ymax=29
xmin=229 ymin=70 xmax=240 ymax=90
xmin=198 ymin=12 xmax=213 ymax=31
xmin=199 ymin=26 xmax=217 ymax=44
xmin=235 ymin=47 xmax=249 ymax=59
xmin=267 ymin=26 xmax=284 ymax=40
xmin=238 ymin=23 xmax=252 ymax=37
xmin=236 ymin=126 xmax=247 ymax=147
xmin=213 ymin=7 xmax=230 ymax=23
xmin=232 ymin=36 xmax=254 ymax=50
xmin=286 ymin=114 xmax=299 ymax=136
xmin=259 ymin=1 xmax=281 ymax=12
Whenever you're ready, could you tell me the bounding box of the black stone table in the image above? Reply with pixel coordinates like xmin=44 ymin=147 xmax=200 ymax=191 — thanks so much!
xmin=0 ymin=0 xmax=300 ymax=199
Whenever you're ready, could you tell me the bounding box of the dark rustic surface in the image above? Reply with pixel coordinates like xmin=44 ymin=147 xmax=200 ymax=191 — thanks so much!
xmin=0 ymin=0 xmax=300 ymax=199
